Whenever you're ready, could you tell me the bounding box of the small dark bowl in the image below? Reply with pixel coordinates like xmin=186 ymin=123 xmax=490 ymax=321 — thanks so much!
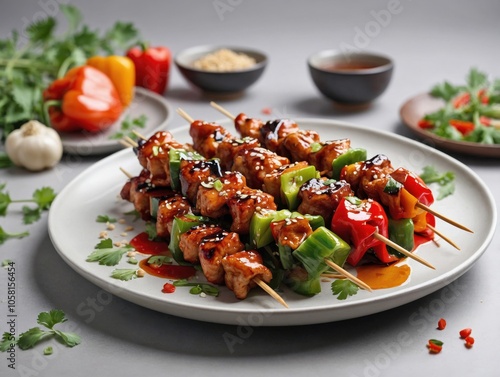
xmin=308 ymin=50 xmax=394 ymax=105
xmin=175 ymin=45 xmax=267 ymax=94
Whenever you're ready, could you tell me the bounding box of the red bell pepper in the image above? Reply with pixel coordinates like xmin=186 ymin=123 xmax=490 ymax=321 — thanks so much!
xmin=43 ymin=66 xmax=123 ymax=133
xmin=452 ymin=92 xmax=470 ymax=109
xmin=126 ymin=44 xmax=171 ymax=94
xmin=418 ymin=119 xmax=434 ymax=129
xmin=331 ymin=197 xmax=399 ymax=266
xmin=449 ymin=119 xmax=475 ymax=136
xmin=390 ymin=168 xmax=434 ymax=207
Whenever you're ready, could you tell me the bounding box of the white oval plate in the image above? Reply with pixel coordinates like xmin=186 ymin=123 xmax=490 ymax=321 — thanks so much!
xmin=48 ymin=119 xmax=496 ymax=326
xmin=59 ymin=87 xmax=172 ymax=155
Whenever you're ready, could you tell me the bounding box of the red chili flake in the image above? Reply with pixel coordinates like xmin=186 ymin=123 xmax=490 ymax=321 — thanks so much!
xmin=162 ymin=282 xmax=176 ymax=294
xmin=437 ymin=318 xmax=447 ymax=330
xmin=459 ymin=328 xmax=472 ymax=339
xmin=464 ymin=336 xmax=475 ymax=348
xmin=427 ymin=339 xmax=443 ymax=354
xmin=261 ymin=107 xmax=272 ymax=115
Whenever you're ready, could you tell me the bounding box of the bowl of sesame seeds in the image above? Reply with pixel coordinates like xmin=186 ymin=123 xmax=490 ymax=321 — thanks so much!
xmin=175 ymin=45 xmax=268 ymax=94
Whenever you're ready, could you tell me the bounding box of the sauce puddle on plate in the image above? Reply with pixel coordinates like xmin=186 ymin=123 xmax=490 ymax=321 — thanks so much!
xmin=356 ymin=263 xmax=411 ymax=290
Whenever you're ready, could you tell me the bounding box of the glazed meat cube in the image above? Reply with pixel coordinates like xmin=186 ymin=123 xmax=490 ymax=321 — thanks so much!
xmin=232 ymin=147 xmax=289 ymax=189
xmin=262 ymin=161 xmax=310 ymax=201
xmin=234 ymin=113 xmax=264 ymax=140
xmin=222 ymin=250 xmax=272 ymax=299
xmin=228 ymin=187 xmax=277 ymax=234
xmin=179 ymin=224 xmax=224 ymax=264
xmin=259 ymin=119 xmax=299 ymax=152
xmin=179 ymin=159 xmax=223 ymax=204
xmin=156 ymin=194 xmax=192 ymax=238
xmin=308 ymin=138 xmax=351 ymax=174
xmin=281 ymin=129 xmax=321 ymax=163
xmin=216 ymin=137 xmax=260 ymax=171
xmin=196 ymin=172 xmax=247 ymax=218
xmin=199 ymin=230 xmax=245 ymax=284
xmin=270 ymin=217 xmax=313 ymax=250
xmin=189 ymin=120 xmax=233 ymax=159
xmin=297 ymin=178 xmax=354 ymax=224
xmin=120 ymin=170 xmax=154 ymax=220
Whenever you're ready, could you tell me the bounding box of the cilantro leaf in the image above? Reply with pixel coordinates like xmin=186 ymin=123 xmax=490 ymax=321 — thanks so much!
xmin=147 ymin=255 xmax=172 ymax=267
xmin=60 ymin=4 xmax=82 ymax=33
xmin=123 ymin=209 xmax=140 ymax=221
xmin=53 ymin=330 xmax=81 ymax=347
xmin=37 ymin=309 xmax=67 ymax=330
xmin=430 ymin=81 xmax=461 ymax=101
xmin=466 ymin=67 xmax=488 ymax=91
xmin=0 ymin=154 xmax=14 ymax=169
xmin=32 ymin=187 xmax=57 ymax=210
xmin=173 ymin=279 xmax=220 ymax=297
xmin=22 ymin=206 xmax=41 ymax=225
xmin=111 ymin=268 xmax=140 ymax=281
xmin=419 ymin=166 xmax=456 ymax=200
xmin=0 ymin=332 xmax=16 ymax=352
xmin=17 ymin=327 xmax=52 ymax=350
xmin=331 ymin=279 xmax=359 ymax=300
xmin=0 ymin=189 xmax=12 ymax=216
xmin=96 ymin=214 xmax=117 ymax=223
xmin=0 ymin=227 xmax=29 ymax=245
xmin=26 ymin=17 xmax=56 ymax=44
xmin=145 ymin=222 xmax=158 ymax=240
xmin=86 ymin=239 xmax=133 ymax=266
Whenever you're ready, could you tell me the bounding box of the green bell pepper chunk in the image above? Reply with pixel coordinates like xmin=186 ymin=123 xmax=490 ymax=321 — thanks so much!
xmin=249 ymin=209 xmax=292 ymax=249
xmin=291 ymin=212 xmax=325 ymax=230
xmin=168 ymin=214 xmax=210 ymax=264
xmin=331 ymin=148 xmax=367 ymax=180
xmin=388 ymin=218 xmax=414 ymax=258
xmin=292 ymin=226 xmax=351 ymax=278
xmin=278 ymin=244 xmax=294 ymax=270
xmin=285 ymin=266 xmax=322 ymax=296
xmin=280 ymin=165 xmax=317 ymax=210
xmin=169 ymin=149 xmax=205 ymax=191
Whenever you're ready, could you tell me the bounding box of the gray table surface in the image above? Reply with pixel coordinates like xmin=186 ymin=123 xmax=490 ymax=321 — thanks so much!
xmin=1 ymin=1 xmax=499 ymax=376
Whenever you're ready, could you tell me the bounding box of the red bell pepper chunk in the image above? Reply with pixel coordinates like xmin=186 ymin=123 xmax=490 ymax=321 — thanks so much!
xmin=126 ymin=44 xmax=171 ymax=94
xmin=478 ymin=89 xmax=489 ymax=104
xmin=42 ymin=66 xmax=123 ymax=133
xmin=390 ymin=168 xmax=434 ymax=207
xmin=331 ymin=197 xmax=398 ymax=266
xmin=418 ymin=119 xmax=434 ymax=129
xmin=449 ymin=119 xmax=475 ymax=136
xmin=452 ymin=92 xmax=470 ymax=108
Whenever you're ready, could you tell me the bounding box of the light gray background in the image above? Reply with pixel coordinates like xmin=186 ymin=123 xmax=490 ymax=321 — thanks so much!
xmin=0 ymin=1 xmax=499 ymax=376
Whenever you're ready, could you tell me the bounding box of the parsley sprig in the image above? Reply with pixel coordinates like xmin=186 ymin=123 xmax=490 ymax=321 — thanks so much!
xmin=331 ymin=279 xmax=359 ymax=300
xmin=0 ymin=5 xmax=140 ymax=138
xmin=173 ymin=279 xmax=220 ymax=297
xmin=109 ymin=114 xmax=148 ymax=140
xmin=86 ymin=238 xmax=134 ymax=266
xmin=0 ymin=185 xmax=56 ymax=224
xmin=419 ymin=166 xmax=456 ymax=200
xmin=1 ymin=310 xmax=81 ymax=351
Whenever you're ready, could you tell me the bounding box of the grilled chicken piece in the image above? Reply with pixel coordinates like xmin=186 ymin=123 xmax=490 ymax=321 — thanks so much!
xmin=179 ymin=159 xmax=223 ymax=204
xmin=297 ymin=178 xmax=354 ymax=224
xmin=156 ymin=194 xmax=192 ymax=238
xmin=262 ymin=161 xmax=310 ymax=201
xmin=232 ymin=147 xmax=289 ymax=189
xmin=308 ymin=138 xmax=351 ymax=174
xmin=179 ymin=224 xmax=224 ymax=264
xmin=234 ymin=113 xmax=264 ymax=140
xmin=270 ymin=217 xmax=313 ymax=250
xmin=341 ymin=154 xmax=394 ymax=201
xmin=259 ymin=119 xmax=300 ymax=153
xmin=120 ymin=170 xmax=156 ymax=220
xmin=195 ymin=172 xmax=247 ymax=218
xmin=199 ymin=230 xmax=245 ymax=284
xmin=216 ymin=137 xmax=261 ymax=171
xmin=136 ymin=131 xmax=187 ymax=187
xmin=228 ymin=187 xmax=277 ymax=234
xmin=190 ymin=120 xmax=233 ymax=159
xmin=280 ymin=129 xmax=321 ymax=162
xmin=222 ymin=250 xmax=272 ymax=299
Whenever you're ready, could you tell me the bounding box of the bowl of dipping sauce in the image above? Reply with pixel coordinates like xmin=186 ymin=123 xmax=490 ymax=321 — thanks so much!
xmin=175 ymin=46 xmax=267 ymax=94
xmin=308 ymin=50 xmax=393 ymax=105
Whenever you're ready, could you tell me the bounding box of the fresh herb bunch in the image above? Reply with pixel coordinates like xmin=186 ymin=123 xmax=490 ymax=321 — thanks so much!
xmin=421 ymin=68 xmax=500 ymax=144
xmin=0 ymin=5 xmax=140 ymax=139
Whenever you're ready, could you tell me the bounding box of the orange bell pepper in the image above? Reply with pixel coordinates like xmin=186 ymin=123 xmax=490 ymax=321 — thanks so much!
xmin=87 ymin=55 xmax=135 ymax=106
xmin=43 ymin=66 xmax=123 ymax=133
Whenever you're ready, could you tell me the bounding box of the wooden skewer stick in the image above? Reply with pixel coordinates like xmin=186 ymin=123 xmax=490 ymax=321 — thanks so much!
xmin=253 ymin=277 xmax=289 ymax=308
xmin=210 ymin=101 xmax=236 ymax=120
xmin=428 ymin=224 xmax=460 ymax=251
xmin=119 ymin=139 xmax=134 ymax=149
xmin=416 ymin=202 xmax=473 ymax=233
xmin=323 ymin=259 xmax=372 ymax=292
xmin=373 ymin=232 xmax=436 ymax=270
xmin=124 ymin=135 xmax=138 ymax=148
xmin=176 ymin=108 xmax=195 ymax=124
xmin=120 ymin=167 xmax=133 ymax=179
xmin=321 ymin=273 xmax=344 ymax=279
xmin=132 ymin=130 xmax=147 ymax=140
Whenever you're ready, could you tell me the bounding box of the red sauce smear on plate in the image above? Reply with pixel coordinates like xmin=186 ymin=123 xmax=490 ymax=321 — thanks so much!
xmin=130 ymin=232 xmax=170 ymax=255
xmin=139 ymin=258 xmax=196 ymax=280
